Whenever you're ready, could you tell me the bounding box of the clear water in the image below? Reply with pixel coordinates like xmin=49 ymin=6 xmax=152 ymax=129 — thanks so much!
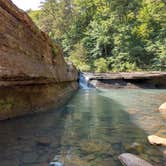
xmin=0 ymin=89 xmax=166 ymax=166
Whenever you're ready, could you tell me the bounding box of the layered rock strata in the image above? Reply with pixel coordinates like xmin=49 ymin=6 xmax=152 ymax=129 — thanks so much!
xmin=84 ymin=72 xmax=166 ymax=89
xmin=0 ymin=0 xmax=78 ymax=120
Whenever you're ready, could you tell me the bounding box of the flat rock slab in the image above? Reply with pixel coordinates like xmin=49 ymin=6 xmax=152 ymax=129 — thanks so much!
xmin=84 ymin=72 xmax=166 ymax=88
xmin=118 ymin=153 xmax=153 ymax=166
xmin=121 ymin=72 xmax=166 ymax=80
xmin=148 ymin=135 xmax=166 ymax=146
xmin=84 ymin=72 xmax=166 ymax=80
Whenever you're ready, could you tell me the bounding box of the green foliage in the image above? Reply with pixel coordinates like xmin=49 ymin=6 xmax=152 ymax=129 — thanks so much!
xmin=83 ymin=20 xmax=113 ymax=60
xmin=94 ymin=58 xmax=108 ymax=73
xmin=51 ymin=45 xmax=58 ymax=58
xmin=108 ymin=56 xmax=140 ymax=72
xmin=68 ymin=43 xmax=91 ymax=71
xmin=28 ymin=10 xmax=42 ymax=27
xmin=28 ymin=0 xmax=166 ymax=72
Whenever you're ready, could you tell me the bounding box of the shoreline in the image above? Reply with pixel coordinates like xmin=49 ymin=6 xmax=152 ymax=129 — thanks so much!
xmin=81 ymin=72 xmax=166 ymax=89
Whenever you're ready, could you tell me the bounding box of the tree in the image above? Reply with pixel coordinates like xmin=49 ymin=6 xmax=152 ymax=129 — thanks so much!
xmin=28 ymin=0 xmax=166 ymax=72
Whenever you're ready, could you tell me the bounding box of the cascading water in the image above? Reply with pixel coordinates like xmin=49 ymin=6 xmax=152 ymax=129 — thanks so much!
xmin=79 ymin=73 xmax=91 ymax=89
xmin=49 ymin=73 xmax=92 ymax=166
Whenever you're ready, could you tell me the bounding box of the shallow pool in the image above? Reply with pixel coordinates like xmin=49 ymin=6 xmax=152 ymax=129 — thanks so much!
xmin=0 ymin=89 xmax=165 ymax=166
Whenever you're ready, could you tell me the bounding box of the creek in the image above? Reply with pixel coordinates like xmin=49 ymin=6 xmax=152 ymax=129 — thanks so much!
xmin=0 ymin=83 xmax=166 ymax=165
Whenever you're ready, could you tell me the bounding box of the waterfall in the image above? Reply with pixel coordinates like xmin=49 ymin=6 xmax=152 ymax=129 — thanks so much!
xmin=79 ymin=73 xmax=91 ymax=89
xmin=50 ymin=162 xmax=63 ymax=166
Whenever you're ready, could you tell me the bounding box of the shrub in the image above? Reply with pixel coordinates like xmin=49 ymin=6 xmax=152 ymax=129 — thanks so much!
xmin=94 ymin=58 xmax=108 ymax=73
xmin=68 ymin=43 xmax=91 ymax=72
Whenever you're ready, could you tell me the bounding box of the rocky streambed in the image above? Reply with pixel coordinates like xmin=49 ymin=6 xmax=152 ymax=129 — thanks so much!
xmin=0 ymin=89 xmax=166 ymax=166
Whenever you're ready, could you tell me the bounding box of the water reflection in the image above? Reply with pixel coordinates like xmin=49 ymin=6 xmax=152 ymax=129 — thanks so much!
xmin=0 ymin=108 xmax=67 ymax=166
xmin=0 ymin=89 xmax=165 ymax=166
xmin=58 ymin=89 xmax=166 ymax=166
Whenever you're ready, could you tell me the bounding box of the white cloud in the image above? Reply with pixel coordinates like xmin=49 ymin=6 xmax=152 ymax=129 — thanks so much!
xmin=11 ymin=0 xmax=44 ymax=11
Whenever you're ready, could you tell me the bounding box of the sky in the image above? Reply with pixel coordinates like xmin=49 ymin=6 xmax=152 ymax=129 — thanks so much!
xmin=11 ymin=0 xmax=44 ymax=11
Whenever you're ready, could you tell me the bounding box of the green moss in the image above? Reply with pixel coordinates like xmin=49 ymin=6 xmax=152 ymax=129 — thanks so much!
xmin=80 ymin=141 xmax=112 ymax=154
xmin=0 ymin=97 xmax=14 ymax=112
xmin=52 ymin=46 xmax=58 ymax=58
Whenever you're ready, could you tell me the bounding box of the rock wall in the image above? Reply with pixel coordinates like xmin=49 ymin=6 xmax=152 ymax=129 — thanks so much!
xmin=0 ymin=0 xmax=78 ymax=84
xmin=0 ymin=0 xmax=78 ymax=120
xmin=0 ymin=82 xmax=78 ymax=120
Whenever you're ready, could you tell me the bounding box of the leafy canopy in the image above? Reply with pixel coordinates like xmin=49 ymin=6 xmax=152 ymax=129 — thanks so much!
xmin=28 ymin=0 xmax=166 ymax=72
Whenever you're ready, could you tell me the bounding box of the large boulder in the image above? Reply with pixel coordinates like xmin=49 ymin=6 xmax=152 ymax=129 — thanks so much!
xmin=118 ymin=153 xmax=153 ymax=166
xmin=148 ymin=135 xmax=166 ymax=146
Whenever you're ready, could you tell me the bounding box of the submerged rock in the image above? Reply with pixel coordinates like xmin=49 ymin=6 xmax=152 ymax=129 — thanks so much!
xmin=155 ymin=128 xmax=166 ymax=138
xmin=79 ymin=140 xmax=111 ymax=154
xmin=159 ymin=103 xmax=166 ymax=111
xmin=118 ymin=153 xmax=153 ymax=166
xmin=163 ymin=149 xmax=166 ymax=156
xmin=125 ymin=142 xmax=144 ymax=154
xmin=36 ymin=137 xmax=51 ymax=146
xmin=148 ymin=135 xmax=166 ymax=146
xmin=63 ymin=155 xmax=90 ymax=166
xmin=159 ymin=103 xmax=166 ymax=119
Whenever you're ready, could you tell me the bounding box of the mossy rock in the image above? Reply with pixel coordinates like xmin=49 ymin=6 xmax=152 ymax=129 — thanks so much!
xmin=0 ymin=97 xmax=14 ymax=112
xmin=125 ymin=142 xmax=145 ymax=155
xmin=64 ymin=155 xmax=90 ymax=166
xmin=79 ymin=140 xmax=112 ymax=154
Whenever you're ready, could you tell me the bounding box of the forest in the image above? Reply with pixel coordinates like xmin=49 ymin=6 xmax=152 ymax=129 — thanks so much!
xmin=28 ymin=0 xmax=166 ymax=72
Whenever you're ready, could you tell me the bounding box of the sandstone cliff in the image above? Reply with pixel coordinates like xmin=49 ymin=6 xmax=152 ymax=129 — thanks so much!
xmin=0 ymin=0 xmax=78 ymax=120
xmin=0 ymin=0 xmax=78 ymax=85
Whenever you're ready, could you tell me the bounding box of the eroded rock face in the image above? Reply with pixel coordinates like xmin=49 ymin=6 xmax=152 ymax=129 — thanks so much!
xmin=0 ymin=78 xmax=78 ymax=120
xmin=0 ymin=0 xmax=78 ymax=85
xmin=0 ymin=0 xmax=78 ymax=119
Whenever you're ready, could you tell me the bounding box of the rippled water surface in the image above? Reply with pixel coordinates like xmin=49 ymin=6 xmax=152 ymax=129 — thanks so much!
xmin=0 ymin=89 xmax=166 ymax=166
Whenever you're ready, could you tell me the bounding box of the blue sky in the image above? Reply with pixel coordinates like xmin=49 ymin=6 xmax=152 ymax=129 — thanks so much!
xmin=11 ymin=0 xmax=44 ymax=10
